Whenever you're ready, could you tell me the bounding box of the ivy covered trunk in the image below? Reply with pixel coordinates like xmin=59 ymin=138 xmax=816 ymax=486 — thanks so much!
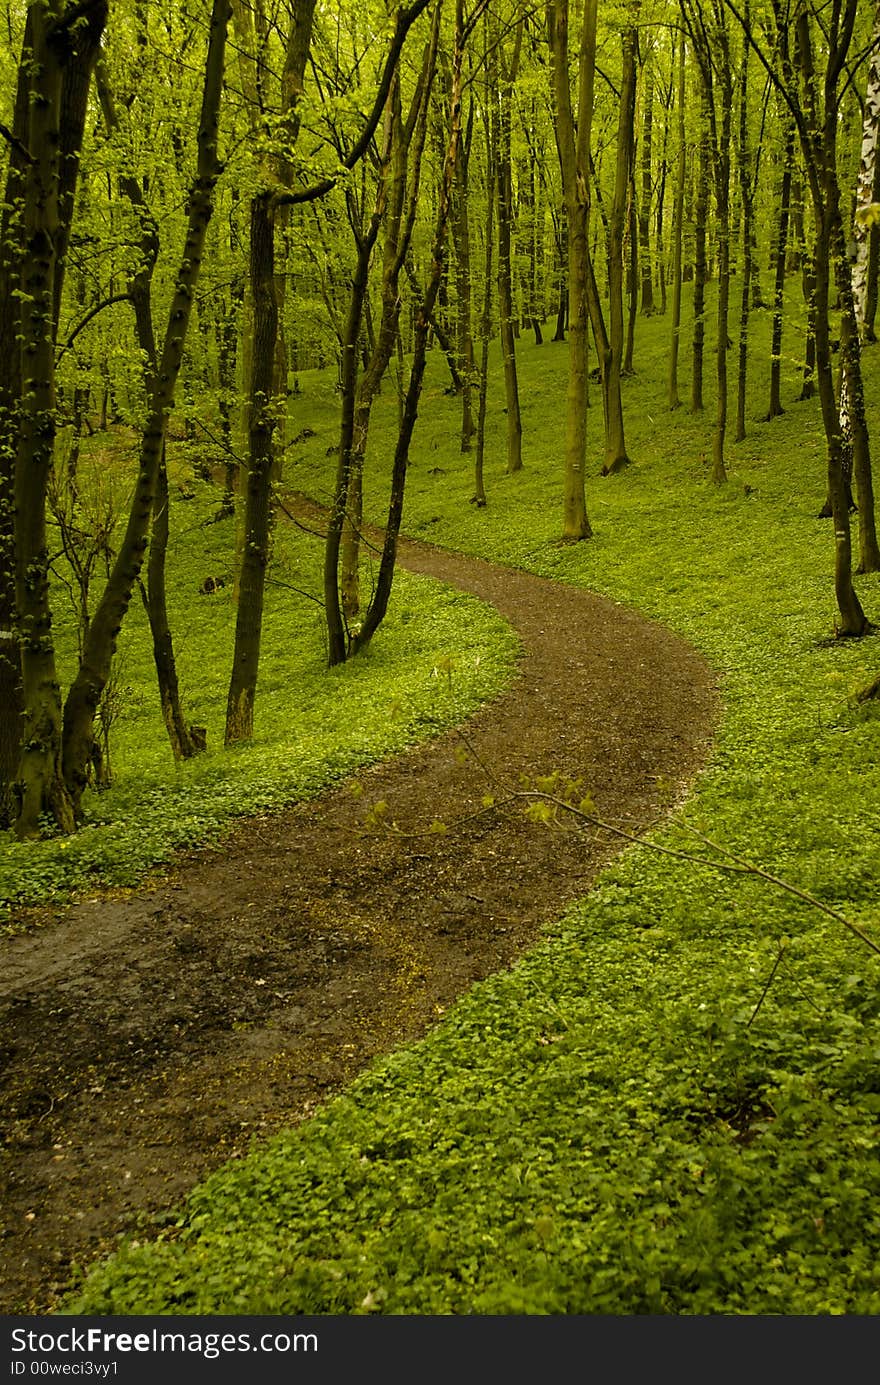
xmin=13 ymin=4 xmax=73 ymax=838
xmin=0 ymin=11 xmax=33 ymax=828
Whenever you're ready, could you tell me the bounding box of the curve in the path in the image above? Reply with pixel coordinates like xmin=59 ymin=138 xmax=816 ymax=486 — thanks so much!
xmin=0 ymin=537 xmax=718 ymax=1312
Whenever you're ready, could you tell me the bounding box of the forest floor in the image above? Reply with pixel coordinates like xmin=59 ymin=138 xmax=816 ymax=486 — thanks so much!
xmin=0 ymin=514 xmax=717 ymax=1314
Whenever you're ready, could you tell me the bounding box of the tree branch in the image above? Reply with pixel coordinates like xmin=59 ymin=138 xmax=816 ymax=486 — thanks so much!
xmin=0 ymin=121 xmax=33 ymax=164
xmin=56 ymin=292 xmax=132 ymax=362
xmin=271 ymin=0 xmax=433 ymax=208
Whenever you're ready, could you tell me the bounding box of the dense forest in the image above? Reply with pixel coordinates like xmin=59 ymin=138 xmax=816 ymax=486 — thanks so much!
xmin=2 ymin=0 xmax=880 ymax=1318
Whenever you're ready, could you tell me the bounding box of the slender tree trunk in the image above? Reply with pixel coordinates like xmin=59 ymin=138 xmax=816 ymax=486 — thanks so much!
xmin=639 ymin=60 xmax=655 ymax=315
xmin=473 ymin=40 xmax=496 ymax=509
xmin=711 ymin=45 xmax=732 ymax=483
xmin=798 ymin=249 xmax=817 ymax=402
xmin=61 ymin=0 xmax=230 ymax=812
xmin=842 ymin=0 xmax=880 ymax=571
xmin=603 ymin=26 xmax=635 ymax=471
xmin=553 ymin=218 xmax=568 ymax=339
xmin=97 ymin=61 xmax=200 ymax=765
xmin=225 ymin=0 xmax=316 ymax=731
xmin=473 ymin=116 xmax=495 ymax=509
xmin=0 ymin=10 xmax=33 ymax=828
xmin=691 ymin=87 xmax=710 ymax=413
xmin=452 ymin=98 xmax=476 ymax=451
xmin=767 ymin=116 xmax=794 ymax=420
xmin=225 ymin=195 xmax=278 ymax=735
xmin=144 ymin=448 xmax=202 ymax=758
xmin=837 ymin=258 xmax=880 ymax=572
xmin=865 ymin=150 xmax=880 ymax=342
xmin=624 ymin=175 xmax=638 ymax=374
xmin=814 ymin=215 xmax=867 ymax=632
xmin=734 ymin=7 xmax=753 ymax=444
xmin=496 ymin=26 xmax=523 ymax=475
xmin=669 ymin=37 xmax=686 ymax=409
xmin=351 ymin=0 xmax=469 ymax=653
xmin=791 ymin=3 xmax=867 ymax=632
xmin=404 ymin=256 xmax=463 ymax=391
xmin=13 ymin=5 xmax=73 ymax=836
xmin=329 ymin=33 xmax=438 ymax=656
xmin=547 ymin=0 xmax=596 ymax=537
xmin=852 ymin=0 xmax=880 ymax=335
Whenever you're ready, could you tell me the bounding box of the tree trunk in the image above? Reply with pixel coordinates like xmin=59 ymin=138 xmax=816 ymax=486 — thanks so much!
xmin=669 ymin=37 xmax=686 ymax=409
xmin=553 ymin=218 xmax=568 ymax=340
xmin=639 ymin=60 xmax=655 ymax=315
xmin=328 ymin=35 xmax=438 ymax=658
xmin=852 ymin=0 xmax=880 ymax=335
xmin=547 ymin=0 xmax=596 ymax=537
xmin=144 ymin=448 xmax=202 ymax=759
xmin=62 ymin=0 xmax=230 ymax=811
xmin=603 ymin=26 xmax=635 ymax=471
xmin=496 ymin=30 xmax=523 ymax=475
xmin=6 ymin=2 xmax=108 ymax=836
xmin=864 ymin=150 xmax=880 ymax=342
xmin=96 ymin=60 xmax=200 ymax=765
xmin=791 ymin=3 xmax=867 ymax=633
xmin=842 ymin=0 xmax=880 ymax=571
xmin=13 ymin=5 xmax=74 ymax=837
xmin=473 ymin=91 xmax=496 ymax=510
xmin=225 ymin=194 xmax=278 ymax=735
xmin=691 ymin=86 xmax=710 ymax=413
xmin=452 ymin=97 xmax=476 ymax=451
xmin=814 ymin=215 xmax=867 ymax=633
xmin=767 ymin=117 xmax=794 ymax=420
xmin=351 ymin=0 xmax=467 ymax=653
xmin=624 ymin=175 xmax=638 ymax=374
xmin=734 ymin=7 xmax=753 ymax=444
xmin=0 ymin=10 xmax=34 ymax=828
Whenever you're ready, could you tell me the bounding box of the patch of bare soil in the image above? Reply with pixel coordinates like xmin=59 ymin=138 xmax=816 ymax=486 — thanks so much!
xmin=0 ymin=530 xmax=717 ymax=1313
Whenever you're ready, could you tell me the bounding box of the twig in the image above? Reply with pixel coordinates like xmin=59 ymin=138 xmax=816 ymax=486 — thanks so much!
xmin=748 ymin=941 xmax=788 ymax=1028
xmin=451 ymin=728 xmax=880 ymax=957
xmin=0 ymin=121 xmax=32 ymax=164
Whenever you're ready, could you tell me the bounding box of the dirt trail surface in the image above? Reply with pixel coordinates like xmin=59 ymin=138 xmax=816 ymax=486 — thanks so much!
xmin=0 ymin=533 xmax=717 ymax=1313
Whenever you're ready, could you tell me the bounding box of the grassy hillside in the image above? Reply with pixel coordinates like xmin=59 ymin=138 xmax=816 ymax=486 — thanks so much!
xmin=68 ymin=285 xmax=880 ymax=1312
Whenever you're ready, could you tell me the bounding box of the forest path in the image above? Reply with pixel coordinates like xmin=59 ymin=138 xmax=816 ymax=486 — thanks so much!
xmin=0 ymin=519 xmax=717 ymax=1312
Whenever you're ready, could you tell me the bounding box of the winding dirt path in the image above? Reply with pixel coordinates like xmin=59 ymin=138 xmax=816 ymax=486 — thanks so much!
xmin=0 ymin=535 xmax=717 ymax=1312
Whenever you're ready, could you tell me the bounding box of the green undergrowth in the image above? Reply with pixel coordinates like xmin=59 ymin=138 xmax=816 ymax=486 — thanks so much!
xmin=0 ymin=480 xmax=519 ymax=924
xmin=69 ymin=283 xmax=880 ymax=1313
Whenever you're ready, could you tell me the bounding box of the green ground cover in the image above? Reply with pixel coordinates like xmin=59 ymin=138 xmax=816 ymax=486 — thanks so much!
xmin=0 ymin=474 xmax=519 ymax=924
xmin=68 ymin=288 xmax=880 ymax=1311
